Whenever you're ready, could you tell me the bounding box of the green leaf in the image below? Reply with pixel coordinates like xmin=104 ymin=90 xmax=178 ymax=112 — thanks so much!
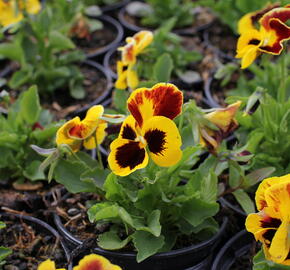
xmin=0 ymin=42 xmax=23 ymax=62
xmin=98 ymin=232 xmax=131 ymax=250
xmin=20 ymin=86 xmax=41 ymax=124
xmin=70 ymin=82 xmax=85 ymax=99
xmin=181 ymin=198 xmax=219 ymax=227
xmin=9 ymin=69 xmax=31 ymax=89
xmin=147 ymin=210 xmax=161 ymax=237
xmin=88 ymin=204 xmax=119 ymax=222
xmin=104 ymin=173 xmax=125 ymax=201
xmin=201 ymin=171 xmax=218 ymax=203
xmin=54 ymin=159 xmax=98 ymax=193
xmin=23 ymin=160 xmax=46 ymax=181
xmin=132 ymin=231 xmax=165 ymax=262
xmin=153 ymin=53 xmax=173 ymax=82
xmin=0 ymin=247 xmax=11 ymax=261
xmin=49 ymin=31 xmax=75 ymax=51
xmin=0 ymin=222 xmax=5 ymax=230
xmin=81 ymin=167 xmax=110 ymax=189
xmin=232 ymin=189 xmax=255 ymax=215
xmin=112 ymin=89 xmax=129 ymax=113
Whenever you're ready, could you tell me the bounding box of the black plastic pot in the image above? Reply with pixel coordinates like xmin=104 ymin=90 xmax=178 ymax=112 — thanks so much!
xmin=54 ymin=213 xmax=228 ymax=270
xmin=219 ymin=197 xmax=247 ymax=218
xmin=204 ymin=77 xmax=222 ymax=108
xmin=103 ymin=46 xmax=118 ymax=80
xmin=211 ymin=230 xmax=255 ymax=270
xmin=100 ymin=0 xmax=130 ymax=13
xmin=68 ymin=60 xmax=112 ymax=118
xmin=0 ymin=211 xmax=71 ymax=269
xmin=118 ymin=3 xmax=215 ymax=36
xmin=84 ymin=15 xmax=124 ymax=59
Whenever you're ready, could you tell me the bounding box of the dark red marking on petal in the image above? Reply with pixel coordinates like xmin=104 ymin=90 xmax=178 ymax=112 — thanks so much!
xmin=260 ymin=19 xmax=290 ymax=54
xmin=261 ymin=217 xmax=282 ymax=229
xmin=261 ymin=8 xmax=290 ymax=30
xmin=262 ymin=229 xmax=276 ymax=247
xmin=116 ymin=141 xmax=145 ymax=169
xmin=124 ymin=43 xmax=135 ymax=63
xmin=32 ymin=122 xmax=44 ymax=130
xmin=121 ymin=124 xmax=137 ymax=140
xmin=144 ymin=129 xmax=166 ymax=155
xmin=286 ymin=183 xmax=290 ymax=197
xmin=69 ymin=125 xmax=84 ymax=138
xmin=249 ymin=39 xmax=261 ymax=45
xmin=251 ymin=4 xmax=280 ymax=25
xmin=82 ymin=260 xmax=103 ymax=270
xmin=145 ymin=84 xmax=183 ymax=120
xmin=128 ymin=92 xmax=144 ymax=127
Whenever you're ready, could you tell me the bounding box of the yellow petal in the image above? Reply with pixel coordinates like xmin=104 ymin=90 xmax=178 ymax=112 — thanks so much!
xmin=37 ymin=259 xmax=57 ymax=270
xmin=142 ymin=116 xmax=182 ymax=167
xmin=205 ymin=101 xmax=241 ymax=133
xmin=255 ymin=174 xmax=290 ymax=211
xmin=0 ymin=0 xmax=23 ymax=27
xmin=238 ymin=12 xmax=256 ymax=34
xmin=23 ymin=0 xmax=41 ymax=14
xmin=127 ymin=83 xmax=183 ymax=128
xmin=83 ymin=120 xmax=107 ymax=150
xmin=115 ymin=61 xmax=128 ymax=90
xmin=127 ymin=64 xmax=139 ymax=90
xmin=240 ymin=46 xmax=260 ymax=69
xmin=121 ymin=40 xmax=137 ymax=65
xmin=268 ymin=219 xmax=290 ymax=264
xmin=73 ymin=254 xmax=122 ymax=270
xmin=108 ymin=138 xmax=149 ymax=176
xmin=118 ymin=115 xmax=138 ymax=140
xmin=56 ymin=118 xmax=80 ymax=145
xmin=133 ymin=30 xmax=154 ymax=54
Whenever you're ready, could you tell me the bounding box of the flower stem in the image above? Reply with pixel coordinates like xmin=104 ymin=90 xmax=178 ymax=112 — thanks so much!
xmin=94 ymin=132 xmax=104 ymax=169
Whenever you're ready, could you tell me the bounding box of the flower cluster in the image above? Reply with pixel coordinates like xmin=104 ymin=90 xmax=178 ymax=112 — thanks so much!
xmin=115 ymin=31 xmax=153 ymax=90
xmin=199 ymin=101 xmax=241 ymax=153
xmin=0 ymin=0 xmax=41 ymax=27
xmin=236 ymin=4 xmax=290 ymax=69
xmin=38 ymin=254 xmax=122 ymax=270
xmin=246 ymin=174 xmax=290 ymax=265
xmin=108 ymin=83 xmax=183 ymax=176
xmin=56 ymin=105 xmax=107 ymax=152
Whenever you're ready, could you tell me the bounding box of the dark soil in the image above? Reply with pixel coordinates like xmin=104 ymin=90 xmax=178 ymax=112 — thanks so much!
xmin=0 ymin=215 xmax=66 ymax=270
xmin=74 ymin=27 xmax=116 ymax=56
xmin=44 ymin=64 xmax=109 ymax=120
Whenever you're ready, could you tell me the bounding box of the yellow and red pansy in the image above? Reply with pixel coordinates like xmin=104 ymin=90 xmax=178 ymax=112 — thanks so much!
xmin=56 ymin=105 xmax=107 ymax=152
xmin=115 ymin=31 xmax=153 ymax=90
xmin=108 ymin=83 xmax=183 ymax=176
xmin=37 ymin=259 xmax=66 ymax=270
xmin=199 ymin=101 xmax=241 ymax=152
xmin=236 ymin=5 xmax=290 ymax=69
xmin=73 ymin=254 xmax=122 ymax=270
xmin=246 ymin=174 xmax=290 ymax=265
xmin=0 ymin=0 xmax=41 ymax=27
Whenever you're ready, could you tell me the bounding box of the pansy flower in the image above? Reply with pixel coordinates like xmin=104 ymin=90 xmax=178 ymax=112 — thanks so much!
xmin=37 ymin=259 xmax=66 ymax=270
xmin=0 ymin=0 xmax=41 ymax=27
xmin=236 ymin=5 xmax=290 ymax=69
xmin=115 ymin=31 xmax=153 ymax=90
xmin=56 ymin=105 xmax=107 ymax=152
xmin=108 ymin=83 xmax=183 ymax=176
xmin=246 ymin=174 xmax=290 ymax=265
xmin=73 ymin=254 xmax=122 ymax=270
xmin=199 ymin=101 xmax=241 ymax=152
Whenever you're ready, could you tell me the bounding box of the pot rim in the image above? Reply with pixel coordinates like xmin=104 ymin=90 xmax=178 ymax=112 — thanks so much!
xmin=103 ymin=45 xmax=118 ymax=80
xmin=0 ymin=211 xmax=71 ymax=265
xmin=85 ymin=15 xmax=124 ymax=58
xmin=210 ymin=230 xmax=254 ymax=270
xmin=218 ymin=197 xmax=247 ymax=217
xmin=100 ymin=0 xmax=130 ymax=13
xmin=54 ymin=213 xmax=228 ymax=259
xmin=68 ymin=59 xmax=112 ymax=118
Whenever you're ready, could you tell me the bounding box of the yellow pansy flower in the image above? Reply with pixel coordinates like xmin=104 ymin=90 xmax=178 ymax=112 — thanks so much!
xmin=115 ymin=31 xmax=153 ymax=90
xmin=200 ymin=101 xmax=241 ymax=152
xmin=108 ymin=83 xmax=183 ymax=176
xmin=56 ymin=105 xmax=107 ymax=152
xmin=236 ymin=5 xmax=290 ymax=69
xmin=0 ymin=0 xmax=41 ymax=27
xmin=73 ymin=254 xmax=122 ymax=270
xmin=37 ymin=259 xmax=65 ymax=270
xmin=246 ymin=174 xmax=290 ymax=265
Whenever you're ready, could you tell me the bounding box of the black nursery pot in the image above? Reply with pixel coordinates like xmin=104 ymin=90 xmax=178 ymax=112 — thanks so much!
xmin=83 ymin=15 xmax=124 ymax=59
xmin=100 ymin=0 xmax=130 ymax=13
xmin=0 ymin=212 xmax=71 ymax=269
xmin=211 ymin=230 xmax=255 ymax=270
xmin=219 ymin=197 xmax=247 ymax=218
xmin=68 ymin=60 xmax=112 ymax=119
xmin=54 ymin=214 xmax=228 ymax=270
xmin=118 ymin=3 xmax=215 ymax=35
